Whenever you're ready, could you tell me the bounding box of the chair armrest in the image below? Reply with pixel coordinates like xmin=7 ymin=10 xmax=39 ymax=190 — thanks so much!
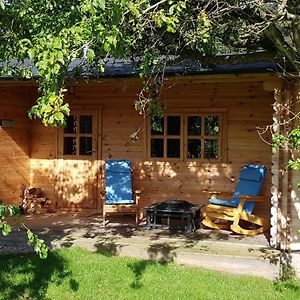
xmin=203 ymin=191 xmax=233 ymax=200
xmin=238 ymin=195 xmax=266 ymax=202
xmin=235 ymin=195 xmax=266 ymax=214
xmin=134 ymin=190 xmax=141 ymax=206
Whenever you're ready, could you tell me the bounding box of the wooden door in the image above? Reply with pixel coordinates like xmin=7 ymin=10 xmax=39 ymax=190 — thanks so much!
xmin=57 ymin=109 xmax=100 ymax=209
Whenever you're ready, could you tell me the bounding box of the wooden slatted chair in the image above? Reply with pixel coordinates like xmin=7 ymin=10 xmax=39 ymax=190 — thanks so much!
xmin=202 ymin=164 xmax=270 ymax=236
xmin=102 ymin=159 xmax=141 ymax=226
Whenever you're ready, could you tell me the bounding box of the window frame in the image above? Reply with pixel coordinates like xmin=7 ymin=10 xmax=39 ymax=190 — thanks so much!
xmin=59 ymin=109 xmax=98 ymax=159
xmin=146 ymin=108 xmax=227 ymax=162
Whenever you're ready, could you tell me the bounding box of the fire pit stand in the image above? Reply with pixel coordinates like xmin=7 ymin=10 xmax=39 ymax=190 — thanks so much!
xmin=145 ymin=200 xmax=203 ymax=233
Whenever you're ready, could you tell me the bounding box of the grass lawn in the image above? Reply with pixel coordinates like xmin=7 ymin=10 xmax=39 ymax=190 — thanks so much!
xmin=0 ymin=247 xmax=299 ymax=300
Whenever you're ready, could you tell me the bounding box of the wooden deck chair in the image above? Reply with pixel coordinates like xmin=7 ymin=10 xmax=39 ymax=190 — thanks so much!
xmin=102 ymin=159 xmax=141 ymax=226
xmin=202 ymin=164 xmax=270 ymax=236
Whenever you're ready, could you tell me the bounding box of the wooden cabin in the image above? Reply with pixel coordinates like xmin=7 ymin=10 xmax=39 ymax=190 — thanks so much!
xmin=0 ymin=60 xmax=299 ymax=251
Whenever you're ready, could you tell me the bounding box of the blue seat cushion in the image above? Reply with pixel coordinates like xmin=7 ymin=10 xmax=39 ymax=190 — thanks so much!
xmin=105 ymin=160 xmax=134 ymax=205
xmin=209 ymin=196 xmax=255 ymax=215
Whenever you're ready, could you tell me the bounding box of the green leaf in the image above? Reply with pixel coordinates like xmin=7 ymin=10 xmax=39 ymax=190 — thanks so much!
xmin=40 ymin=244 xmax=48 ymax=259
xmin=87 ymin=49 xmax=95 ymax=63
xmin=0 ymin=0 xmax=5 ymax=10
xmin=103 ymin=41 xmax=111 ymax=52
xmin=2 ymin=223 xmax=12 ymax=236
xmin=27 ymin=229 xmax=35 ymax=243
xmin=11 ymin=205 xmax=21 ymax=216
xmin=41 ymin=105 xmax=53 ymax=114
xmin=97 ymin=0 xmax=105 ymax=10
xmin=28 ymin=48 xmax=35 ymax=59
xmin=54 ymin=112 xmax=64 ymax=121
xmin=48 ymin=95 xmax=58 ymax=105
xmin=7 ymin=206 xmax=15 ymax=217
xmin=60 ymin=105 xmax=70 ymax=115
xmin=98 ymin=63 xmax=105 ymax=73
xmin=0 ymin=205 xmax=6 ymax=218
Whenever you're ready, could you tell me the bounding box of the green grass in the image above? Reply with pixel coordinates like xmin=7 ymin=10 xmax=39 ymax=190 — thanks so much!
xmin=0 ymin=248 xmax=299 ymax=300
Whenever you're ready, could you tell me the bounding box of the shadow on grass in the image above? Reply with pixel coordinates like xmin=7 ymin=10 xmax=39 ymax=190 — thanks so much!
xmin=127 ymin=259 xmax=168 ymax=289
xmin=127 ymin=242 xmax=175 ymax=289
xmin=148 ymin=242 xmax=177 ymax=262
xmin=0 ymin=251 xmax=79 ymax=300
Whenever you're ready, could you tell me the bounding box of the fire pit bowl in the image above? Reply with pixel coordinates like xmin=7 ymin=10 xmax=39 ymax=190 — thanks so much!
xmin=144 ymin=200 xmax=203 ymax=233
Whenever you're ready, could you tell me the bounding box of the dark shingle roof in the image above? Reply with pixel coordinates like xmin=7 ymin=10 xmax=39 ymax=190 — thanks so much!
xmin=0 ymin=56 xmax=278 ymax=80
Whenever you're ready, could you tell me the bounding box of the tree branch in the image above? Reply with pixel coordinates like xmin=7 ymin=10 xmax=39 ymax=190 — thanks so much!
xmin=143 ymin=0 xmax=169 ymax=14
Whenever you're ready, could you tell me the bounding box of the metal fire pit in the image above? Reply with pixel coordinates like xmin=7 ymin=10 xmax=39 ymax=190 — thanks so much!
xmin=145 ymin=200 xmax=202 ymax=233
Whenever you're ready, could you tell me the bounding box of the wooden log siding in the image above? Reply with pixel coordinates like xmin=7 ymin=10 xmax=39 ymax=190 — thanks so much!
xmin=28 ymin=75 xmax=275 ymax=219
xmin=0 ymin=85 xmax=34 ymax=204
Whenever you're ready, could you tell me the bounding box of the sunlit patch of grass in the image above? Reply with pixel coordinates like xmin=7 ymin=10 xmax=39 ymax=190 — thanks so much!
xmin=0 ymin=247 xmax=299 ymax=300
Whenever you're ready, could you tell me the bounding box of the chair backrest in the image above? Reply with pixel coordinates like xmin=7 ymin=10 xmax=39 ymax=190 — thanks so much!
xmin=231 ymin=164 xmax=267 ymax=214
xmin=105 ymin=159 xmax=134 ymax=204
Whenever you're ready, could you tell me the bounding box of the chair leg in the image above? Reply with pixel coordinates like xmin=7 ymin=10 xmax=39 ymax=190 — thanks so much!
xmin=135 ymin=211 xmax=139 ymax=226
xmin=231 ymin=215 xmax=270 ymax=236
xmin=230 ymin=223 xmax=266 ymax=236
xmin=103 ymin=211 xmax=106 ymax=227
xmin=202 ymin=216 xmax=231 ymax=230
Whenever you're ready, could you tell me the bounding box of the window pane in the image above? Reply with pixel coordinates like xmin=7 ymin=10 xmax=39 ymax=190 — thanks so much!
xmin=79 ymin=137 xmax=93 ymax=155
xmin=205 ymin=116 xmax=219 ymax=136
xmin=151 ymin=139 xmax=164 ymax=157
xmin=167 ymin=116 xmax=181 ymax=135
xmin=167 ymin=139 xmax=180 ymax=158
xmin=187 ymin=139 xmax=201 ymax=159
xmin=80 ymin=115 xmax=93 ymax=134
xmin=151 ymin=117 xmax=164 ymax=135
xmin=64 ymin=115 xmax=77 ymax=133
xmin=64 ymin=137 xmax=77 ymax=155
xmin=204 ymin=139 xmax=218 ymax=159
xmin=188 ymin=116 xmax=201 ymax=135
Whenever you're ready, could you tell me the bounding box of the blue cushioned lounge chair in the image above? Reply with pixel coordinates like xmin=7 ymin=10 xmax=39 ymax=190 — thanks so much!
xmin=202 ymin=164 xmax=270 ymax=235
xmin=103 ymin=160 xmax=140 ymax=226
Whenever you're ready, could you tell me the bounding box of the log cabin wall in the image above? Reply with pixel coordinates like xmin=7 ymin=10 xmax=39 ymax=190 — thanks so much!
xmin=0 ymin=84 xmax=34 ymax=204
xmin=29 ymin=74 xmax=275 ymax=218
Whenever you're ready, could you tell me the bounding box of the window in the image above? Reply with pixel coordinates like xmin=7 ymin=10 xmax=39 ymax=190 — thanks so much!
xmin=148 ymin=110 xmax=226 ymax=161
xmin=62 ymin=112 xmax=95 ymax=157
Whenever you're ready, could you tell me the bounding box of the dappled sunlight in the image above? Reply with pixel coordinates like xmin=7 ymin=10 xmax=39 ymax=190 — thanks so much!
xmin=0 ymin=128 xmax=30 ymax=203
xmin=134 ymin=160 xmax=240 ymax=207
xmin=291 ymin=189 xmax=300 ymax=243
xmin=30 ymin=158 xmax=99 ymax=209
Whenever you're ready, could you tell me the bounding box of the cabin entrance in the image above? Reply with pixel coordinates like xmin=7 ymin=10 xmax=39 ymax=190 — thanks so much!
xmin=57 ymin=109 xmax=101 ymax=209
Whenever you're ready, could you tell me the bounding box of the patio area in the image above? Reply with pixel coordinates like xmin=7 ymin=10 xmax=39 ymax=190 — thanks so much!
xmin=0 ymin=211 xmax=281 ymax=280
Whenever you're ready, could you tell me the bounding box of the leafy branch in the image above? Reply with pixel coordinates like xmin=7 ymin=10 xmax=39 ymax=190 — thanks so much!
xmin=0 ymin=200 xmax=48 ymax=259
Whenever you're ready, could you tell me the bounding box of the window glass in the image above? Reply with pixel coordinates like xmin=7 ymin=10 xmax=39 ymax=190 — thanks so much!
xmin=151 ymin=117 xmax=164 ymax=135
xmin=167 ymin=139 xmax=180 ymax=158
xmin=64 ymin=115 xmax=77 ymax=133
xmin=204 ymin=139 xmax=218 ymax=159
xmin=79 ymin=137 xmax=93 ymax=155
xmin=151 ymin=139 xmax=164 ymax=157
xmin=80 ymin=115 xmax=93 ymax=134
xmin=205 ymin=116 xmax=219 ymax=136
xmin=188 ymin=116 xmax=201 ymax=135
xmin=149 ymin=112 xmax=223 ymax=161
xmin=64 ymin=137 xmax=77 ymax=155
xmin=167 ymin=116 xmax=181 ymax=135
xmin=187 ymin=139 xmax=201 ymax=159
